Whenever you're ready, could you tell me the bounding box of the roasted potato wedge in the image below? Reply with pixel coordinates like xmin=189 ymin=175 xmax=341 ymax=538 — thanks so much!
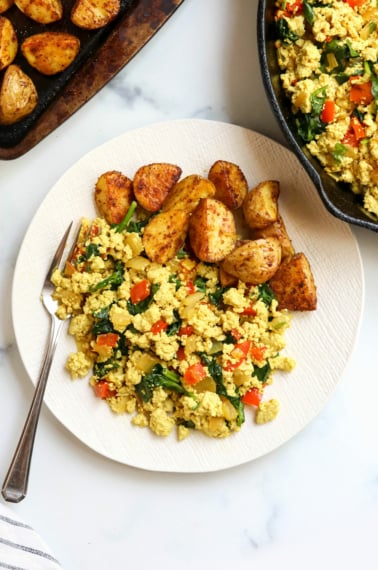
xmin=189 ymin=198 xmax=237 ymax=263
xmin=0 ymin=0 xmax=14 ymax=14
xmin=21 ymin=32 xmax=80 ymax=76
xmin=219 ymin=266 xmax=238 ymax=287
xmin=243 ymin=180 xmax=280 ymax=229
xmin=15 ymin=0 xmax=63 ymax=23
xmin=162 ymin=174 xmax=216 ymax=213
xmin=133 ymin=162 xmax=182 ymax=212
xmin=0 ymin=16 xmax=17 ymax=71
xmin=143 ymin=209 xmax=190 ymax=264
xmin=0 ymin=64 xmax=38 ymax=125
xmin=221 ymin=238 xmax=282 ymax=284
xmin=71 ymin=0 xmax=120 ymax=30
xmin=268 ymin=252 xmax=317 ymax=311
xmin=250 ymin=215 xmax=295 ymax=260
xmin=94 ymin=170 xmax=133 ymax=225
xmin=208 ymin=159 xmax=248 ymax=209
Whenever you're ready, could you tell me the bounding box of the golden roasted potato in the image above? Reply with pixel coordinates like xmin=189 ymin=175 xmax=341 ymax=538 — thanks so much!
xmin=15 ymin=0 xmax=63 ymax=23
xmin=208 ymin=159 xmax=248 ymax=209
xmin=143 ymin=209 xmax=190 ymax=264
xmin=133 ymin=162 xmax=182 ymax=212
xmin=0 ymin=0 xmax=14 ymax=14
xmin=221 ymin=237 xmax=281 ymax=284
xmin=21 ymin=32 xmax=80 ymax=76
xmin=0 ymin=16 xmax=17 ymax=71
xmin=250 ymin=214 xmax=295 ymax=260
xmin=268 ymin=252 xmax=317 ymax=311
xmin=71 ymin=0 xmax=120 ymax=30
xmin=189 ymin=198 xmax=237 ymax=263
xmin=94 ymin=170 xmax=133 ymax=225
xmin=243 ymin=180 xmax=280 ymax=229
xmin=0 ymin=64 xmax=38 ymax=125
xmin=219 ymin=266 xmax=237 ymax=287
xmin=162 ymin=174 xmax=216 ymax=213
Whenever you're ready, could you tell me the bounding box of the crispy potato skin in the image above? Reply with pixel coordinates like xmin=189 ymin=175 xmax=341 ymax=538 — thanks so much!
xmin=208 ymin=160 xmax=248 ymax=209
xmin=221 ymin=237 xmax=282 ymax=284
xmin=143 ymin=209 xmax=190 ymax=264
xmin=21 ymin=32 xmax=80 ymax=75
xmin=250 ymin=214 xmax=295 ymax=260
xmin=15 ymin=0 xmax=63 ymax=24
xmin=219 ymin=266 xmax=238 ymax=287
xmin=269 ymin=252 xmax=317 ymax=311
xmin=94 ymin=170 xmax=133 ymax=225
xmin=162 ymin=174 xmax=216 ymax=213
xmin=0 ymin=64 xmax=38 ymax=124
xmin=0 ymin=16 xmax=17 ymax=71
xmin=133 ymin=162 xmax=182 ymax=212
xmin=0 ymin=0 xmax=14 ymax=14
xmin=71 ymin=0 xmax=120 ymax=30
xmin=189 ymin=198 xmax=237 ymax=263
xmin=243 ymin=180 xmax=280 ymax=230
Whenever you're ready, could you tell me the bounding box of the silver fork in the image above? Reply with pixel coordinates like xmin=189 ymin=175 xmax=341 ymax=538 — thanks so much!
xmin=2 ymin=222 xmax=74 ymax=503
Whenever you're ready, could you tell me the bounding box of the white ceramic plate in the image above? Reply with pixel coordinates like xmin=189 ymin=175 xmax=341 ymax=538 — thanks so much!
xmin=12 ymin=119 xmax=364 ymax=473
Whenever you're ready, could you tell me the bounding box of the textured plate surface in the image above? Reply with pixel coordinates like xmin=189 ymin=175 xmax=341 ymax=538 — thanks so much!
xmin=12 ymin=119 xmax=363 ymax=473
xmin=257 ymin=0 xmax=378 ymax=233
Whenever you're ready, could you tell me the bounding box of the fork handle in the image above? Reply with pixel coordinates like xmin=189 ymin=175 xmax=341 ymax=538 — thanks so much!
xmin=2 ymin=317 xmax=64 ymax=503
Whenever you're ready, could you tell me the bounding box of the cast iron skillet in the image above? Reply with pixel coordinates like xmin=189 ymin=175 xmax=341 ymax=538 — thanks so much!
xmin=0 ymin=0 xmax=135 ymax=149
xmin=257 ymin=0 xmax=378 ymax=233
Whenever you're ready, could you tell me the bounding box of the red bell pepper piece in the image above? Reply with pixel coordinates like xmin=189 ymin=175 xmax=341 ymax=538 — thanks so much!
xmin=184 ymin=362 xmax=207 ymax=385
xmin=130 ymin=279 xmax=151 ymax=303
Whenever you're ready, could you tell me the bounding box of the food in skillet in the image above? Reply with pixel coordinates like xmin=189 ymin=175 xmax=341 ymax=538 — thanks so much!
xmin=274 ymin=0 xmax=378 ymax=218
xmin=51 ymin=161 xmax=317 ymax=440
xmin=0 ymin=63 xmax=37 ymax=123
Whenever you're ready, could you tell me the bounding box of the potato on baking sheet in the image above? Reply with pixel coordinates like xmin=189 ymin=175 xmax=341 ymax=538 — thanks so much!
xmin=143 ymin=209 xmax=190 ymax=264
xmin=71 ymin=0 xmax=121 ymax=30
xmin=21 ymin=32 xmax=80 ymax=76
xmin=243 ymin=180 xmax=280 ymax=229
xmin=15 ymin=0 xmax=63 ymax=24
xmin=133 ymin=162 xmax=182 ymax=212
xmin=162 ymin=174 xmax=216 ymax=213
xmin=0 ymin=64 xmax=38 ymax=125
xmin=94 ymin=170 xmax=133 ymax=225
xmin=208 ymin=159 xmax=248 ymax=210
xmin=250 ymin=214 xmax=295 ymax=260
xmin=189 ymin=198 xmax=237 ymax=263
xmin=268 ymin=252 xmax=317 ymax=311
xmin=0 ymin=0 xmax=14 ymax=14
xmin=0 ymin=16 xmax=17 ymax=71
xmin=221 ymin=237 xmax=281 ymax=284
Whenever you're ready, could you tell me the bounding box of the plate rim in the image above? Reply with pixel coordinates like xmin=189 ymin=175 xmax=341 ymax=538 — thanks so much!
xmin=11 ymin=118 xmax=365 ymax=473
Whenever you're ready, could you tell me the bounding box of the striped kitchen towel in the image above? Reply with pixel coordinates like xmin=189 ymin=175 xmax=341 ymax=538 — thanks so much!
xmin=0 ymin=501 xmax=62 ymax=569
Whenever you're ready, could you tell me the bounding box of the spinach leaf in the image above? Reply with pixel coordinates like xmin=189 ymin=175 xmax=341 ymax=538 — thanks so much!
xmin=332 ymin=143 xmax=347 ymax=163
xmin=208 ymin=285 xmax=229 ymax=307
xmin=111 ymin=201 xmax=137 ymax=233
xmin=199 ymin=354 xmax=245 ymax=426
xmin=257 ymin=283 xmax=275 ymax=307
xmin=253 ymin=362 xmax=271 ymax=384
xmin=166 ymin=309 xmax=182 ymax=336
xmin=127 ymin=283 xmax=160 ymax=315
xmin=93 ymin=358 xmax=120 ymax=378
xmin=89 ymin=260 xmax=124 ymax=292
xmin=276 ymin=18 xmax=299 ymax=45
xmin=135 ymin=364 xmax=188 ymax=402
xmin=303 ymin=0 xmax=314 ymax=26
xmin=194 ymin=276 xmax=207 ymax=293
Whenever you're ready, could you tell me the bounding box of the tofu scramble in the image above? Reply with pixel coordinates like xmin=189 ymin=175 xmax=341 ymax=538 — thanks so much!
xmin=51 ymin=216 xmax=295 ymax=440
xmin=274 ymin=0 xmax=378 ymax=218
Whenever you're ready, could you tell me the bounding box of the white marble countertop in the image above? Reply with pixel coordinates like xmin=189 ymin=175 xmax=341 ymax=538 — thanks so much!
xmin=1 ymin=1 xmax=377 ymax=568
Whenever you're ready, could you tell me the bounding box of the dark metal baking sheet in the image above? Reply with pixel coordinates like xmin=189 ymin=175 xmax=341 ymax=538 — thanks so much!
xmin=0 ymin=0 xmax=184 ymax=158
